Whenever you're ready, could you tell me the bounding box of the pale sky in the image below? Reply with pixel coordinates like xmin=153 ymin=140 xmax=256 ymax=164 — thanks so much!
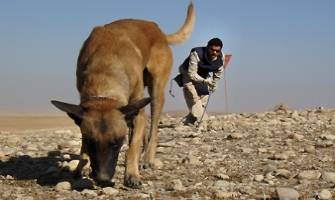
xmin=1 ymin=0 xmax=335 ymax=115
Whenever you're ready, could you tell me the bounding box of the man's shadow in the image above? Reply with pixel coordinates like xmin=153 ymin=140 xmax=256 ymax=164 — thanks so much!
xmin=0 ymin=151 xmax=80 ymax=186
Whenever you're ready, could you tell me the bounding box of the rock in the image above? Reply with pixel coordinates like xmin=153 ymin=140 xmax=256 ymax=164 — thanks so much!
xmin=213 ymin=180 xmax=235 ymax=191
xmin=62 ymin=154 xmax=71 ymax=160
xmin=304 ymin=145 xmax=315 ymax=153
xmin=321 ymin=172 xmax=335 ymax=182
xmin=214 ymin=191 xmax=238 ymax=199
xmin=320 ymin=134 xmax=335 ymax=141
xmin=153 ymin=158 xmax=164 ymax=169
xmin=228 ymin=132 xmax=243 ymax=139
xmin=215 ymin=173 xmax=230 ymax=180
xmin=182 ymin=155 xmax=202 ymax=166
xmin=289 ymin=133 xmax=304 ymax=141
xmin=102 ymin=187 xmax=119 ymax=196
xmin=167 ymin=179 xmax=186 ymax=191
xmin=81 ymin=189 xmax=98 ymax=197
xmin=254 ymin=175 xmax=264 ymax=182
xmin=276 ymin=187 xmax=299 ymax=200
xmin=275 ymin=169 xmax=291 ymax=179
xmin=55 ymin=181 xmax=71 ymax=191
xmin=298 ymin=170 xmax=321 ymax=180
xmin=318 ymin=189 xmax=332 ymax=200
xmin=5 ymin=175 xmax=14 ymax=180
xmin=272 ymin=153 xmax=289 ymax=160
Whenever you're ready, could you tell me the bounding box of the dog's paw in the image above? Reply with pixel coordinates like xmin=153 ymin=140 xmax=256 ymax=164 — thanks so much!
xmin=124 ymin=175 xmax=142 ymax=189
xmin=143 ymin=158 xmax=163 ymax=170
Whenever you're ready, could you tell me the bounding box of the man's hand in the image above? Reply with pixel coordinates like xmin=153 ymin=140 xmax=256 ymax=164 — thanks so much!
xmin=203 ymin=78 xmax=215 ymax=88
xmin=208 ymin=84 xmax=217 ymax=93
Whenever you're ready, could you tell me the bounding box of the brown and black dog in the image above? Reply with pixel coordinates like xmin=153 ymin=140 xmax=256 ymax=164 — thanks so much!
xmin=51 ymin=3 xmax=195 ymax=188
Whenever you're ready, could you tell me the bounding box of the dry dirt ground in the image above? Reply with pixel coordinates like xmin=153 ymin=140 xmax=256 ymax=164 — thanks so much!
xmin=0 ymin=107 xmax=334 ymax=199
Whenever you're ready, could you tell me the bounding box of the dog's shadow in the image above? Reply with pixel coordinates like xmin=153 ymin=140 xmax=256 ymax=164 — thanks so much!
xmin=0 ymin=151 xmax=80 ymax=186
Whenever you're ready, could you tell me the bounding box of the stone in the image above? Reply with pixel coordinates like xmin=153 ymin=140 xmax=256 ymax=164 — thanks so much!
xmin=276 ymin=187 xmax=299 ymax=200
xmin=214 ymin=191 xmax=238 ymax=199
xmin=254 ymin=175 xmax=264 ymax=182
xmin=289 ymin=133 xmax=304 ymax=141
xmin=102 ymin=187 xmax=119 ymax=196
xmin=272 ymin=153 xmax=289 ymax=160
xmin=55 ymin=181 xmax=71 ymax=191
xmin=228 ymin=132 xmax=243 ymax=139
xmin=275 ymin=169 xmax=291 ymax=179
xmin=298 ymin=170 xmax=321 ymax=180
xmin=321 ymin=172 xmax=335 ymax=183
xmin=320 ymin=134 xmax=335 ymax=141
xmin=304 ymin=145 xmax=315 ymax=153
xmin=81 ymin=189 xmax=97 ymax=197
xmin=215 ymin=173 xmax=230 ymax=180
xmin=318 ymin=189 xmax=332 ymax=200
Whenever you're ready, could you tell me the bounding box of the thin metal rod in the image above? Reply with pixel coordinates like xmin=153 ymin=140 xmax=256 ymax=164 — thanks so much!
xmin=197 ymin=93 xmax=211 ymax=126
xmin=224 ymin=71 xmax=229 ymax=113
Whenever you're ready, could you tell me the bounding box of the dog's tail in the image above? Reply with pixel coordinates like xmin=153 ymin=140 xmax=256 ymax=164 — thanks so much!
xmin=166 ymin=2 xmax=195 ymax=45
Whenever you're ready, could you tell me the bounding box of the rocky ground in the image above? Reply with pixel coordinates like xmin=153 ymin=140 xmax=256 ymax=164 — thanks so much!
xmin=0 ymin=106 xmax=335 ymax=199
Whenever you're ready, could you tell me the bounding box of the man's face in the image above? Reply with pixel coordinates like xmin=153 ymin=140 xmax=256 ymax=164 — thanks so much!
xmin=207 ymin=45 xmax=221 ymax=60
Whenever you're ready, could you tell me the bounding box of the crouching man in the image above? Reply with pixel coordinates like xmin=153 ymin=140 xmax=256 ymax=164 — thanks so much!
xmin=179 ymin=38 xmax=228 ymax=130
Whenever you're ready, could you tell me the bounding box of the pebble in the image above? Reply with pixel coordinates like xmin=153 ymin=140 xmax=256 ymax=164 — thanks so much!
xmin=304 ymin=145 xmax=315 ymax=153
xmin=102 ymin=187 xmax=119 ymax=196
xmin=298 ymin=170 xmax=321 ymax=180
xmin=81 ymin=189 xmax=98 ymax=197
xmin=276 ymin=187 xmax=299 ymax=200
xmin=213 ymin=180 xmax=235 ymax=191
xmin=254 ymin=175 xmax=264 ymax=182
xmin=214 ymin=191 xmax=238 ymax=199
xmin=167 ymin=179 xmax=186 ymax=191
xmin=320 ymin=134 xmax=335 ymax=141
xmin=228 ymin=132 xmax=243 ymax=139
xmin=289 ymin=133 xmax=304 ymax=141
xmin=55 ymin=181 xmax=71 ymax=191
xmin=318 ymin=189 xmax=332 ymax=200
xmin=321 ymin=172 xmax=335 ymax=182
xmin=275 ymin=169 xmax=291 ymax=179
xmin=272 ymin=153 xmax=289 ymax=160
xmin=215 ymin=173 xmax=230 ymax=180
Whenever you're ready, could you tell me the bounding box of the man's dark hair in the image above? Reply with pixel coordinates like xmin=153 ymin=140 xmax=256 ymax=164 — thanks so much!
xmin=207 ymin=38 xmax=223 ymax=48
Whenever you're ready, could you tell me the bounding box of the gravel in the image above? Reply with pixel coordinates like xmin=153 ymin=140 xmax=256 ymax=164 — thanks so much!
xmin=0 ymin=107 xmax=334 ymax=199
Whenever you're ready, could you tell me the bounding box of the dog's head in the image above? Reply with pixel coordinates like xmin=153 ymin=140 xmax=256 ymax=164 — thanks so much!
xmin=51 ymin=97 xmax=151 ymax=185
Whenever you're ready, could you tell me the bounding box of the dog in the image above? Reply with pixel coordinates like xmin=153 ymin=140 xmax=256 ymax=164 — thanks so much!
xmin=51 ymin=3 xmax=195 ymax=188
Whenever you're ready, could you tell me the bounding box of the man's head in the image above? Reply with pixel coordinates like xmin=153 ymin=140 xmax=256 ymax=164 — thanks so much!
xmin=206 ymin=38 xmax=223 ymax=60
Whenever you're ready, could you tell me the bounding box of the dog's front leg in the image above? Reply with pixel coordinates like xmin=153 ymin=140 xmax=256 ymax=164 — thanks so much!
xmin=73 ymin=139 xmax=91 ymax=178
xmin=124 ymin=109 xmax=146 ymax=188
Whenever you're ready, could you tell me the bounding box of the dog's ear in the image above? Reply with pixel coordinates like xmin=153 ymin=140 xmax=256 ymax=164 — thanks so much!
xmin=120 ymin=97 xmax=151 ymax=118
xmin=51 ymin=100 xmax=83 ymax=126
